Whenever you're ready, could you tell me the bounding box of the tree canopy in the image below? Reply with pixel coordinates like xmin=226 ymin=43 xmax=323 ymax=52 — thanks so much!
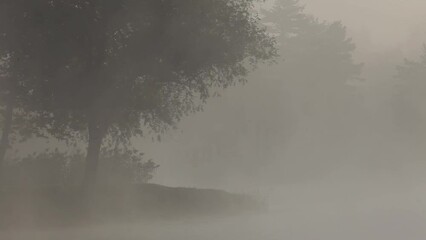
xmin=392 ymin=46 xmax=426 ymax=136
xmin=0 ymin=0 xmax=276 ymax=185
xmin=154 ymin=0 xmax=364 ymax=184
xmin=263 ymin=0 xmax=362 ymax=120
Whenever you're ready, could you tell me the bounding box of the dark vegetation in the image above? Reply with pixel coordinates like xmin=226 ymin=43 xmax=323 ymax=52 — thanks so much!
xmin=2 ymin=148 xmax=158 ymax=187
xmin=0 ymin=0 xmax=274 ymax=227
xmin=0 ymin=184 xmax=262 ymax=229
xmin=392 ymin=46 xmax=426 ymax=138
xmin=0 ymin=148 xmax=260 ymax=229
xmin=0 ymin=0 xmax=275 ymax=187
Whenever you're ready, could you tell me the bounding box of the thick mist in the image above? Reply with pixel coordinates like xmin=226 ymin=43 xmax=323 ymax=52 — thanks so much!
xmin=138 ymin=0 xmax=426 ymax=238
xmin=1 ymin=0 xmax=426 ymax=239
xmin=146 ymin=0 xmax=426 ymax=191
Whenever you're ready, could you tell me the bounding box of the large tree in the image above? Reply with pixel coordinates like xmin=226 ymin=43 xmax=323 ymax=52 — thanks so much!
xmin=392 ymin=46 xmax=426 ymax=138
xmin=151 ymin=0 xmax=364 ymax=185
xmin=0 ymin=0 xmax=276 ymax=186
xmin=0 ymin=2 xmax=46 ymax=176
xmin=263 ymin=0 xmax=362 ymax=125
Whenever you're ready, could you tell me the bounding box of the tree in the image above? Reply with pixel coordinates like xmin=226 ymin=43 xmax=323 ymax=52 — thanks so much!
xmin=263 ymin=0 xmax=362 ymax=125
xmin=2 ymin=148 xmax=159 ymax=187
xmin=392 ymin=45 xmax=426 ymax=137
xmin=0 ymin=2 xmax=46 ymax=177
xmin=151 ymin=0 xmax=364 ymax=186
xmin=0 ymin=45 xmax=39 ymax=179
xmin=0 ymin=0 xmax=276 ymax=186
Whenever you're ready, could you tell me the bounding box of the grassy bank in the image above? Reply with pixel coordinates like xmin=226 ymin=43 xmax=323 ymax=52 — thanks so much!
xmin=0 ymin=184 xmax=263 ymax=229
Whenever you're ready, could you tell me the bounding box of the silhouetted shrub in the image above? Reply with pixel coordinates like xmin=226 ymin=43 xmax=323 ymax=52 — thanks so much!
xmin=96 ymin=148 xmax=160 ymax=185
xmin=3 ymin=148 xmax=159 ymax=187
xmin=4 ymin=149 xmax=68 ymax=187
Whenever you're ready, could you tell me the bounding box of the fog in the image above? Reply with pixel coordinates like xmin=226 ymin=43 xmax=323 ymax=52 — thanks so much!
xmin=302 ymin=0 xmax=426 ymax=50
xmin=1 ymin=0 xmax=426 ymax=239
xmin=146 ymin=0 xmax=426 ymax=190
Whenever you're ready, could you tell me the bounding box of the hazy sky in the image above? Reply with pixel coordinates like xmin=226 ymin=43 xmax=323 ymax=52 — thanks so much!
xmin=300 ymin=0 xmax=426 ymax=57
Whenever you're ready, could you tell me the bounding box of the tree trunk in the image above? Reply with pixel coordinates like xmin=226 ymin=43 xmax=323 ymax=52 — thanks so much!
xmin=82 ymin=115 xmax=107 ymax=188
xmin=0 ymin=99 xmax=13 ymax=183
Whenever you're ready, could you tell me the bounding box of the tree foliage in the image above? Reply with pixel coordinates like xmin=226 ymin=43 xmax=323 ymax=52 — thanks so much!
xmin=0 ymin=0 xmax=276 ymax=185
xmin=263 ymin=0 xmax=362 ymax=118
xmin=3 ymin=148 xmax=158 ymax=187
xmin=169 ymin=0 xmax=364 ymax=177
xmin=392 ymin=46 xmax=426 ymax=135
xmin=2 ymin=0 xmax=275 ymax=135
